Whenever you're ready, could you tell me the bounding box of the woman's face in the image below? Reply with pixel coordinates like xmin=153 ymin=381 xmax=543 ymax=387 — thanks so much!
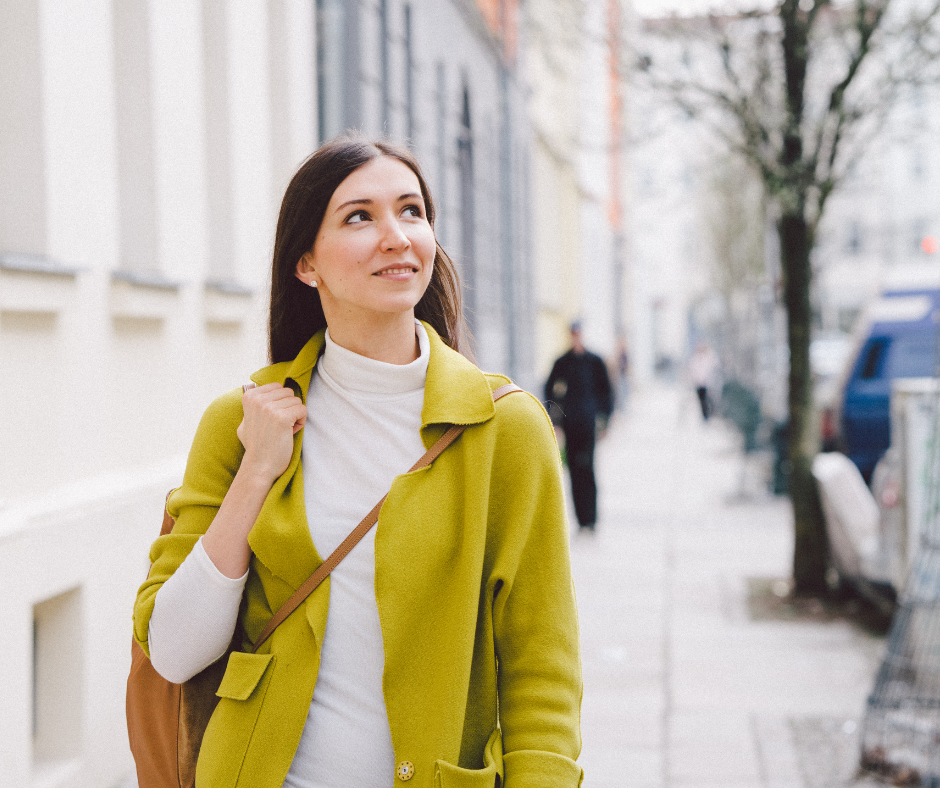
xmin=296 ymin=156 xmax=436 ymax=326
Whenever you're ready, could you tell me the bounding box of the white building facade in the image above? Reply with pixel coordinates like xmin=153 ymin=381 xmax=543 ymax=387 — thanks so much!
xmin=0 ymin=2 xmax=537 ymax=786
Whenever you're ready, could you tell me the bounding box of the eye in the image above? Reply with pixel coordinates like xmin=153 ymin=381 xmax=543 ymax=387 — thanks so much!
xmin=402 ymin=204 xmax=423 ymax=218
xmin=345 ymin=209 xmax=370 ymax=224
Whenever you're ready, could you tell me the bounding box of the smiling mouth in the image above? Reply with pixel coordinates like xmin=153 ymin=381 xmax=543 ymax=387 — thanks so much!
xmin=374 ymin=267 xmax=418 ymax=276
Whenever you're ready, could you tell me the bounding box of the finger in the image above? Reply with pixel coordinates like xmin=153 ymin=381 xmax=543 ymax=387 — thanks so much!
xmin=243 ymin=384 xmax=300 ymax=403
xmin=243 ymin=382 xmax=282 ymax=395
xmin=262 ymin=389 xmax=307 ymax=411
xmin=241 ymin=382 xmax=278 ymax=403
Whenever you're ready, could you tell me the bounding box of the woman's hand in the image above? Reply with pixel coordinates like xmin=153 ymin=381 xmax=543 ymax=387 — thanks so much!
xmin=201 ymin=383 xmax=306 ymax=579
xmin=236 ymin=383 xmax=307 ymax=484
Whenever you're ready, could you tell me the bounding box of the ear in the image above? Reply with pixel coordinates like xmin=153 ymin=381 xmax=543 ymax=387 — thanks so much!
xmin=295 ymin=251 xmax=315 ymax=286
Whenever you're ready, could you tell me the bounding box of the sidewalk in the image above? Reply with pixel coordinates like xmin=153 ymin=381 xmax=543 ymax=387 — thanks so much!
xmin=572 ymin=384 xmax=887 ymax=788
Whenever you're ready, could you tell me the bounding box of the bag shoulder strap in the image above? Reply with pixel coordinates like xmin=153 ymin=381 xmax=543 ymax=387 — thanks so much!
xmin=250 ymin=382 xmax=523 ymax=652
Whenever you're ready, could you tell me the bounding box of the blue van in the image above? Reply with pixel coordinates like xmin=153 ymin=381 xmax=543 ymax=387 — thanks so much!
xmin=839 ymin=287 xmax=940 ymax=482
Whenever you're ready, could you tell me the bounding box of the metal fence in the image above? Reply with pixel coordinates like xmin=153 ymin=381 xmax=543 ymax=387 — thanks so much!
xmin=861 ymin=379 xmax=940 ymax=786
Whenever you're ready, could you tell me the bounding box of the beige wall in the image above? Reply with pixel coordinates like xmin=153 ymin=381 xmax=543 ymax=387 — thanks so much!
xmin=0 ymin=1 xmax=314 ymax=785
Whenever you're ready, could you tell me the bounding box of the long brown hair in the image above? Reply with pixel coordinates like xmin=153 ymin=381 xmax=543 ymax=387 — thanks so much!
xmin=269 ymin=136 xmax=469 ymax=363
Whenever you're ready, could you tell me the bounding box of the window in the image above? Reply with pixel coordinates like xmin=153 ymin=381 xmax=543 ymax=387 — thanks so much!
xmin=33 ymin=588 xmax=82 ymax=771
xmin=113 ymin=0 xmax=159 ymax=272
xmin=380 ymin=0 xmax=390 ymax=135
xmin=435 ymin=62 xmax=447 ymax=245
xmin=202 ymin=0 xmax=235 ymax=282
xmin=403 ymin=3 xmax=414 ymax=144
xmin=0 ymin=0 xmax=46 ymax=257
xmin=887 ymin=334 xmax=937 ymax=379
xmin=859 ymin=337 xmax=889 ymax=380
xmin=457 ymin=85 xmax=475 ymax=325
xmin=317 ymin=0 xmax=360 ymax=140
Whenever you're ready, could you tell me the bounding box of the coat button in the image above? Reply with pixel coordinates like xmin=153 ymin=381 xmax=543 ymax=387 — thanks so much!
xmin=396 ymin=761 xmax=415 ymax=781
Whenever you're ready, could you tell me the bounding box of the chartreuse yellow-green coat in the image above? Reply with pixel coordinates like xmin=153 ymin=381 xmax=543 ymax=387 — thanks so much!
xmin=133 ymin=322 xmax=583 ymax=788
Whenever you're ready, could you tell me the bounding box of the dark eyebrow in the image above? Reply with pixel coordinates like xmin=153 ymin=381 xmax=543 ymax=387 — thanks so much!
xmin=333 ymin=193 xmax=423 ymax=215
xmin=334 ymin=198 xmax=372 ymax=214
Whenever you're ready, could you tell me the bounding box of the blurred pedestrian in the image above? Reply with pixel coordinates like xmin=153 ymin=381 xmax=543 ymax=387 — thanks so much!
xmin=132 ymin=137 xmax=583 ymax=786
xmin=689 ymin=342 xmax=719 ymax=421
xmin=545 ymin=322 xmax=614 ymax=532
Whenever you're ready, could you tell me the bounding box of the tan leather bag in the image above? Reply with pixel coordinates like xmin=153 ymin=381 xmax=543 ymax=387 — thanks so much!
xmin=126 ymin=384 xmax=521 ymax=788
xmin=126 ymin=504 xmax=232 ymax=788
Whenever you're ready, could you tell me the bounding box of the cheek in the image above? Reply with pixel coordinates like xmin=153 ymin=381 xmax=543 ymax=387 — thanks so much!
xmin=316 ymin=238 xmax=357 ymax=281
xmin=414 ymin=228 xmax=437 ymax=266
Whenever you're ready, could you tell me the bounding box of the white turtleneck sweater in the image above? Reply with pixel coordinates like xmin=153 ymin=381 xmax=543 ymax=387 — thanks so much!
xmin=149 ymin=322 xmax=430 ymax=788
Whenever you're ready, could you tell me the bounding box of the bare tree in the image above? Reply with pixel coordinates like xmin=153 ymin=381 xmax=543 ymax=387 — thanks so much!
xmin=701 ymin=153 xmax=768 ymax=388
xmin=638 ymin=0 xmax=940 ymax=594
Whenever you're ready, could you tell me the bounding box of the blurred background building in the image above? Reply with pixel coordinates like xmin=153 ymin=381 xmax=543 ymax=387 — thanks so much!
xmin=630 ymin=13 xmax=789 ymax=410
xmin=0 ymin=1 xmax=633 ymax=786
xmin=814 ymin=81 xmax=940 ymax=334
xmin=525 ymin=0 xmax=632 ymax=371
xmin=631 ymin=2 xmax=940 ymax=414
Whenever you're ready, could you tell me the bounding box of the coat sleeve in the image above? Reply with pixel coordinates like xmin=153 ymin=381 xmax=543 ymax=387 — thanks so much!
xmin=132 ymin=387 xmax=246 ymax=657
xmin=488 ymin=391 xmax=583 ymax=788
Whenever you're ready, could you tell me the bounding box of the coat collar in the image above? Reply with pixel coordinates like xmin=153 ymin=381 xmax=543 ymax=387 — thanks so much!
xmin=419 ymin=322 xmax=496 ymax=436
xmin=250 ymin=322 xmax=496 ymax=429
xmin=244 ymin=321 xmax=497 ymax=591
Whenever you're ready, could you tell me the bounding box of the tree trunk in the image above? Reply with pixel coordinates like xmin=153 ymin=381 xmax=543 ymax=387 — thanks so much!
xmin=779 ymin=212 xmax=829 ymax=595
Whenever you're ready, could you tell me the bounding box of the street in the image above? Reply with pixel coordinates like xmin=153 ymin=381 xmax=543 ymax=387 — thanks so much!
xmin=573 ymin=384 xmax=887 ymax=788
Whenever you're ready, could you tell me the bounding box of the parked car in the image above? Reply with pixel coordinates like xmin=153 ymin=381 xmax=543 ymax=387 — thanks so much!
xmin=811 ymin=331 xmax=853 ymax=452
xmin=836 ymin=285 xmax=940 ymax=482
xmin=813 ymin=379 xmax=940 ymax=610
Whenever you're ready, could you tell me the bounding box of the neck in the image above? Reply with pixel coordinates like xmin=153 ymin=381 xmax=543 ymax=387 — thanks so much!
xmin=324 ymin=310 xmax=420 ymax=365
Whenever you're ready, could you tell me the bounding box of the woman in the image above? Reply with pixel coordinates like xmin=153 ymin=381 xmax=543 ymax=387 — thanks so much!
xmin=133 ymin=137 xmax=583 ymax=788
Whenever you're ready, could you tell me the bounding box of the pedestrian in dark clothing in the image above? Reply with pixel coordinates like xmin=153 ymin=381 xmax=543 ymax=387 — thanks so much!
xmin=544 ymin=322 xmax=614 ymax=532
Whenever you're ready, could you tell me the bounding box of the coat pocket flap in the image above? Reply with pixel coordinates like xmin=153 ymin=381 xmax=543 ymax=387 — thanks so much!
xmin=216 ymin=652 xmax=274 ymax=701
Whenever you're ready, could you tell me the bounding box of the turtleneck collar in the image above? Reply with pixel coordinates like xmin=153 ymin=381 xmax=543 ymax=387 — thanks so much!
xmin=317 ymin=321 xmax=429 ymax=397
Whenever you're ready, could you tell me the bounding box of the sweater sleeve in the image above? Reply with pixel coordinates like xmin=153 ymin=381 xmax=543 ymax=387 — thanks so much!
xmin=148 ymin=537 xmax=248 ymax=683
xmin=488 ymin=392 xmax=584 ymax=788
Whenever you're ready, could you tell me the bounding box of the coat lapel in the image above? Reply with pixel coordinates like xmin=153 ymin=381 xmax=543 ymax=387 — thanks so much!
xmin=246 ymin=331 xmax=326 ymax=591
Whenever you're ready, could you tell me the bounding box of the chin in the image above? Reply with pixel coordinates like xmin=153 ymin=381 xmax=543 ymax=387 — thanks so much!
xmin=367 ymin=297 xmax=423 ymax=316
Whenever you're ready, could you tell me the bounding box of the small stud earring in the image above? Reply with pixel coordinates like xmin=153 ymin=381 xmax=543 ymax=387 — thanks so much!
xmin=310 ymin=279 xmax=317 ymax=288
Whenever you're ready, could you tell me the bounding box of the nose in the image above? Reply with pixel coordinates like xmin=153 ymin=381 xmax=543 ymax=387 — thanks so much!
xmin=380 ymin=215 xmax=410 ymax=252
